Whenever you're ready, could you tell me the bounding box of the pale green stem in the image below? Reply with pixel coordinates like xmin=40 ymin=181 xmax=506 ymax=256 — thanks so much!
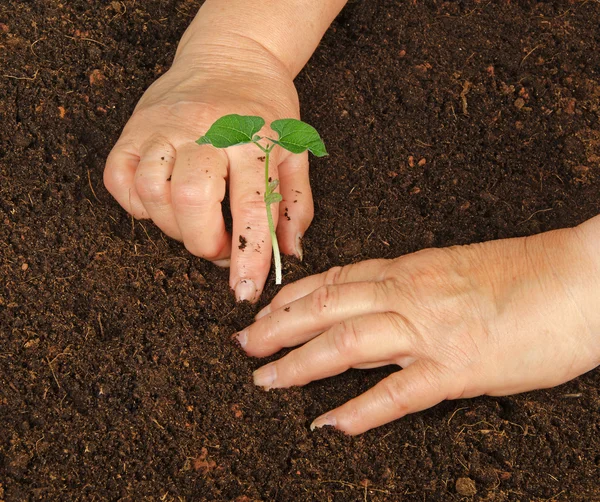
xmin=263 ymin=145 xmax=282 ymax=284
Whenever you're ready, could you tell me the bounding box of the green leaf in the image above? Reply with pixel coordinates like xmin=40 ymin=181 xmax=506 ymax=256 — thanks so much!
xmin=265 ymin=193 xmax=283 ymax=205
xmin=196 ymin=114 xmax=265 ymax=148
xmin=268 ymin=179 xmax=280 ymax=192
xmin=270 ymin=119 xmax=328 ymax=157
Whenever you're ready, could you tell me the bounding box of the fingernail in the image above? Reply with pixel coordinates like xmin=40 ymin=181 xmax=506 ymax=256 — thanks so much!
xmin=295 ymin=233 xmax=304 ymax=261
xmin=213 ymin=258 xmax=231 ymax=268
xmin=253 ymin=363 xmax=277 ymax=389
xmin=310 ymin=414 xmax=337 ymax=431
xmin=255 ymin=304 xmax=271 ymax=320
xmin=235 ymin=329 xmax=248 ymax=349
xmin=235 ymin=279 xmax=257 ymax=302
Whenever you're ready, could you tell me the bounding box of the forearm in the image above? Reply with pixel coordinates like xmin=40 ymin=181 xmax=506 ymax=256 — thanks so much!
xmin=176 ymin=0 xmax=348 ymax=78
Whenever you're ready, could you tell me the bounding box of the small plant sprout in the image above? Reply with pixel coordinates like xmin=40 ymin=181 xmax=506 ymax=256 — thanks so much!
xmin=197 ymin=114 xmax=327 ymax=285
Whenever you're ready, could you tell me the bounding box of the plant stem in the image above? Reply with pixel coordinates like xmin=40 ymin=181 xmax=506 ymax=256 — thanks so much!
xmin=263 ymin=146 xmax=282 ymax=285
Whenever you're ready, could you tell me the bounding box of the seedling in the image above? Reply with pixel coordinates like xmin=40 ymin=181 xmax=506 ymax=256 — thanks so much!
xmin=197 ymin=114 xmax=327 ymax=285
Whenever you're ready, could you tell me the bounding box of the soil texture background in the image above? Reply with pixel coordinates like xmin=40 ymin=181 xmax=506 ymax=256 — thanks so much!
xmin=1 ymin=0 xmax=600 ymax=500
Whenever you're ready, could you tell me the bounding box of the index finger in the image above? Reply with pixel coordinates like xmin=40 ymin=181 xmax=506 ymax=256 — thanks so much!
xmin=256 ymin=259 xmax=391 ymax=319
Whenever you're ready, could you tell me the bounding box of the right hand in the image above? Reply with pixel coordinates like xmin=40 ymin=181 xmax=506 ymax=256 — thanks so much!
xmin=104 ymin=41 xmax=313 ymax=302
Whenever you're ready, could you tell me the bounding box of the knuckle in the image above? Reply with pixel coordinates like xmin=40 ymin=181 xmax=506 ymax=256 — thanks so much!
xmin=134 ymin=175 xmax=169 ymax=204
xmin=183 ymin=237 xmax=222 ymax=260
xmin=331 ymin=320 xmax=360 ymax=357
xmin=285 ymin=356 xmax=305 ymax=383
xmin=172 ymin=183 xmax=213 ymax=212
xmin=103 ymin=160 xmax=125 ymax=195
xmin=380 ymin=375 xmax=409 ymax=412
xmin=238 ymin=196 xmax=267 ymax=213
xmin=374 ymin=278 xmax=394 ymax=306
xmin=323 ymin=266 xmax=344 ymax=286
xmin=311 ymin=285 xmax=338 ymax=316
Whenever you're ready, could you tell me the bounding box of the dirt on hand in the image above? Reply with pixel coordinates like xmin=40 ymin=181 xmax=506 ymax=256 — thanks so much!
xmin=1 ymin=0 xmax=599 ymax=500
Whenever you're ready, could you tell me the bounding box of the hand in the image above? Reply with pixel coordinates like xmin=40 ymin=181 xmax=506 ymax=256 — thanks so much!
xmin=237 ymin=226 xmax=600 ymax=434
xmin=104 ymin=41 xmax=312 ymax=302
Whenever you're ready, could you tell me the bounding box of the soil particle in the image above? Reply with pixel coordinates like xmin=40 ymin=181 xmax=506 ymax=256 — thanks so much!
xmin=189 ymin=269 xmax=207 ymax=286
xmin=193 ymin=447 xmax=217 ymax=473
xmin=455 ymin=477 xmax=477 ymax=496
xmin=89 ymin=69 xmax=105 ymax=86
xmin=238 ymin=235 xmax=247 ymax=251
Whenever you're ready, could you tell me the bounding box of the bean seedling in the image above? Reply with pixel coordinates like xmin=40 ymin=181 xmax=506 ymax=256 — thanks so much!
xmin=197 ymin=114 xmax=327 ymax=285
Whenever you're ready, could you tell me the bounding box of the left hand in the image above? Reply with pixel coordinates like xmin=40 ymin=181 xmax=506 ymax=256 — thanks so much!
xmin=236 ymin=225 xmax=600 ymax=434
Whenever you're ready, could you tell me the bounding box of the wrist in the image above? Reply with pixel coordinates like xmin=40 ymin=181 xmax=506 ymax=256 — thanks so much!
xmin=175 ymin=31 xmax=292 ymax=80
xmin=573 ymin=216 xmax=600 ymax=341
xmin=575 ymin=214 xmax=600 ymax=270
xmin=175 ymin=0 xmax=348 ymax=79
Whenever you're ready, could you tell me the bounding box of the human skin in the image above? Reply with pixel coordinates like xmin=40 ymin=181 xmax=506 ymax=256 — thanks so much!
xmin=104 ymin=1 xmax=600 ymax=433
xmin=103 ymin=0 xmax=348 ymax=302
xmin=239 ymin=216 xmax=600 ymax=434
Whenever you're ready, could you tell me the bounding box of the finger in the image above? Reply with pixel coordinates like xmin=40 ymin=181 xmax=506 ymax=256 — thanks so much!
xmin=171 ymin=143 xmax=231 ymax=261
xmin=228 ymin=145 xmax=281 ymax=303
xmin=104 ymin=142 xmax=146 ymax=218
xmin=310 ymin=361 xmax=449 ymax=435
xmin=276 ymin=151 xmax=313 ymax=260
xmin=255 ymin=259 xmax=391 ymax=319
xmin=240 ymin=281 xmax=393 ymax=357
xmin=252 ymin=312 xmax=411 ymax=389
xmin=134 ymin=138 xmax=180 ymax=239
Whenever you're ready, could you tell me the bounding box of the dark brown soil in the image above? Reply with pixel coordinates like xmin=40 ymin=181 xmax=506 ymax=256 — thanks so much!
xmin=1 ymin=1 xmax=600 ymax=500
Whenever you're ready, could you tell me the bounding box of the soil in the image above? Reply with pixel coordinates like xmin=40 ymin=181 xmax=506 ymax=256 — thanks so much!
xmin=1 ymin=1 xmax=600 ymax=500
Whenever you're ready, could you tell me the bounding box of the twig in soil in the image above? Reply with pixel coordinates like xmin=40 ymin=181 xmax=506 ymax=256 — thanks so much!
xmin=30 ymin=38 xmax=44 ymax=58
xmin=415 ymin=139 xmax=433 ymax=147
xmin=152 ymin=418 xmax=165 ymax=430
xmin=460 ymin=81 xmax=472 ymax=116
xmin=97 ymin=313 xmax=105 ymax=338
xmin=87 ymin=169 xmax=101 ymax=203
xmin=519 ymin=207 xmax=553 ymax=225
xmin=319 ymin=480 xmax=390 ymax=496
xmin=542 ymin=490 xmax=566 ymax=502
xmin=520 ymin=44 xmax=544 ymax=67
xmin=139 ymin=222 xmax=158 ymax=250
xmin=55 ymin=29 xmax=108 ymax=48
xmin=447 ymin=406 xmax=468 ymax=425
xmin=2 ymin=69 xmax=39 ymax=81
xmin=46 ymin=356 xmax=61 ymax=389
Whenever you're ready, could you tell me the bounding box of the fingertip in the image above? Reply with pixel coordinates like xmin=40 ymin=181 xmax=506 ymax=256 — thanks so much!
xmin=310 ymin=413 xmax=338 ymax=432
xmin=234 ymin=278 xmax=259 ymax=303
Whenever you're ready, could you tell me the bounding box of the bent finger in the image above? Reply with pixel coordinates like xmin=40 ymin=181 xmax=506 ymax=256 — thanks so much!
xmin=171 ymin=144 xmax=231 ymax=261
xmin=252 ymin=312 xmax=412 ymax=389
xmin=134 ymin=138 xmax=180 ymax=239
xmin=311 ymin=361 xmax=449 ymax=435
xmin=276 ymin=151 xmax=313 ymax=260
xmin=104 ymin=142 xmax=146 ymax=218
